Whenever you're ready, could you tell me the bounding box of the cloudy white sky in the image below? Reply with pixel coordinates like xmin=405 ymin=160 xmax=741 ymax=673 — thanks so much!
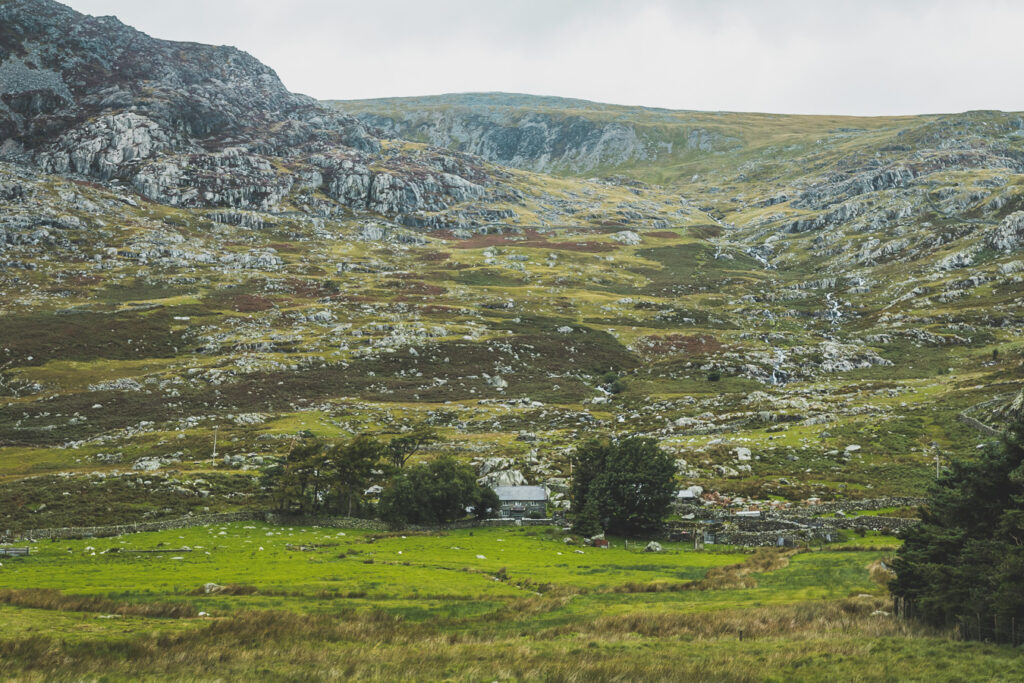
xmin=63 ymin=0 xmax=1024 ymax=116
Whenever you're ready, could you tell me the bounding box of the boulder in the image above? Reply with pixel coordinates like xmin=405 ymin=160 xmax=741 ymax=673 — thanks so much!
xmin=643 ymin=541 xmax=663 ymax=553
xmin=477 ymin=469 xmax=529 ymax=488
xmin=612 ymin=230 xmax=642 ymax=246
xmin=133 ymin=457 xmax=162 ymax=471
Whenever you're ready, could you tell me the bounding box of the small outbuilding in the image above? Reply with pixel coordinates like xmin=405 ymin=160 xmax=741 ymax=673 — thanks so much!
xmin=493 ymin=485 xmax=548 ymax=519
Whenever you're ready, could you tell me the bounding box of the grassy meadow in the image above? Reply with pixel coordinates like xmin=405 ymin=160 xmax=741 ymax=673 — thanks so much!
xmin=1 ymin=522 xmax=1022 ymax=681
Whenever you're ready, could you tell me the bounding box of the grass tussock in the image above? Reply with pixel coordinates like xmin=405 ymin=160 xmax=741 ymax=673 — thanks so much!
xmin=867 ymin=558 xmax=896 ymax=588
xmin=544 ymin=596 xmax=928 ymax=640
xmin=607 ymin=580 xmax=694 ymax=594
xmin=0 ymin=588 xmax=196 ymax=618
xmin=696 ymin=548 xmax=796 ymax=589
xmin=0 ymin=599 xmax=979 ymax=682
xmin=606 ymin=548 xmax=795 ymax=594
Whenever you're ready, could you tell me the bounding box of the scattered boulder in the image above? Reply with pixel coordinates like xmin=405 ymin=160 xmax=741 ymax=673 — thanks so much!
xmin=612 ymin=230 xmax=642 ymax=246
xmin=133 ymin=457 xmax=163 ymax=472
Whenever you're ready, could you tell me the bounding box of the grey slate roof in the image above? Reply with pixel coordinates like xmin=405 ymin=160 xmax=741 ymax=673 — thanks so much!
xmin=494 ymin=485 xmax=548 ymax=502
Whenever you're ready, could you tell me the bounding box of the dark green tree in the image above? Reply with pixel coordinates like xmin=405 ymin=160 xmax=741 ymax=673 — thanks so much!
xmin=378 ymin=455 xmax=481 ymax=525
xmin=474 ymin=486 xmax=501 ymax=520
xmin=324 ymin=434 xmax=385 ymax=516
xmin=573 ymin=495 xmax=604 ymax=537
xmin=570 ymin=435 xmax=676 ymax=536
xmin=262 ymin=434 xmax=388 ymax=515
xmin=387 ymin=422 xmax=439 ymax=469
xmin=601 ymin=371 xmax=625 ymax=395
xmin=890 ymin=422 xmax=1024 ymax=643
xmin=259 ymin=438 xmax=331 ymax=513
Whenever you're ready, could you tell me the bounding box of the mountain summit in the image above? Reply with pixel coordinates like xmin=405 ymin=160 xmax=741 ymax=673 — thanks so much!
xmin=0 ymin=0 xmax=522 ymax=224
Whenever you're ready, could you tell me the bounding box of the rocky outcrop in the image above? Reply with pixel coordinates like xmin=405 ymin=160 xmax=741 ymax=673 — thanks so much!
xmin=335 ymin=94 xmax=745 ymax=173
xmin=793 ymin=151 xmax=1023 ymax=211
xmin=35 ymin=112 xmax=175 ymax=179
xmin=985 ymin=211 xmax=1024 ymax=253
xmin=132 ymin=149 xmax=294 ymax=210
xmin=355 ymin=108 xmax=657 ymax=173
xmin=0 ymin=0 xmax=497 ymax=221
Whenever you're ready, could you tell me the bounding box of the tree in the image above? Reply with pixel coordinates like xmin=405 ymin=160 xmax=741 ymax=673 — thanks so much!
xmin=323 ymin=435 xmax=385 ymax=516
xmin=474 ymin=486 xmax=500 ymax=520
xmin=262 ymin=434 xmax=386 ymax=516
xmin=573 ymin=495 xmax=603 ymax=537
xmin=386 ymin=422 xmax=439 ymax=469
xmin=890 ymin=422 xmax=1024 ymax=643
xmin=378 ymin=455 xmax=481 ymax=525
xmin=570 ymin=435 xmax=675 ymax=536
xmin=261 ymin=437 xmax=327 ymax=513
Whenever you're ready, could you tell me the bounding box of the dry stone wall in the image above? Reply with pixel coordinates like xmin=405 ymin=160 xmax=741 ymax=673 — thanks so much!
xmin=5 ymin=511 xmax=262 ymax=541
xmin=3 ymin=512 xmax=557 ymax=542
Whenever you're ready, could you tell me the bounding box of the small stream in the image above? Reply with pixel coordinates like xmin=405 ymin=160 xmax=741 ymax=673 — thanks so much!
xmin=825 ymin=291 xmax=843 ymax=328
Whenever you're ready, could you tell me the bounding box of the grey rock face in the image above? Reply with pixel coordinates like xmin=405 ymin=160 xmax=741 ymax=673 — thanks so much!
xmin=37 ymin=113 xmax=174 ymax=180
xmin=355 ymin=109 xmax=659 ymax=173
xmin=0 ymin=0 xmax=493 ymax=223
xmin=793 ymin=152 xmax=1023 ymax=212
xmin=985 ymin=211 xmax=1024 ymax=253
xmin=133 ymin=149 xmax=294 ymax=211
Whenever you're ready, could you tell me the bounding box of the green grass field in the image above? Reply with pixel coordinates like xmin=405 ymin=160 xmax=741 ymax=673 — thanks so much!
xmin=1 ymin=523 xmax=1021 ymax=681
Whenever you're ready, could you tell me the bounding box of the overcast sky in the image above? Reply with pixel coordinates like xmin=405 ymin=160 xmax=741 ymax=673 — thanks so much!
xmin=62 ymin=0 xmax=1024 ymax=116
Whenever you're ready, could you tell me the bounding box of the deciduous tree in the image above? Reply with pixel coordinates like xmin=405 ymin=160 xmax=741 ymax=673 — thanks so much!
xmin=570 ymin=435 xmax=675 ymax=536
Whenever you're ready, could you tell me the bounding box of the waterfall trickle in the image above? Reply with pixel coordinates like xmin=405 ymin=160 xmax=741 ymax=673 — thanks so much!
xmin=825 ymin=292 xmax=843 ymax=328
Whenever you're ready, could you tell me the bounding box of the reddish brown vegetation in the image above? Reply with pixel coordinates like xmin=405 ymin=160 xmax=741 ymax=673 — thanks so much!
xmin=446 ymin=229 xmax=616 ymax=253
xmin=64 ymin=274 xmax=102 ymax=286
xmin=231 ymin=294 xmax=275 ymax=312
xmin=267 ymin=242 xmax=303 ymax=253
xmin=416 ymin=251 xmax=451 ymax=263
xmin=635 ymin=334 xmax=723 ymax=356
xmin=284 ymin=278 xmax=331 ymax=298
xmin=689 ymin=225 xmax=724 ymax=239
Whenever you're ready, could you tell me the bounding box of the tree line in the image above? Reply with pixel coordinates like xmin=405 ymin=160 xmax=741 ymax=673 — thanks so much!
xmin=259 ymin=426 xmax=680 ymax=533
xmin=260 ymin=423 xmax=499 ymax=524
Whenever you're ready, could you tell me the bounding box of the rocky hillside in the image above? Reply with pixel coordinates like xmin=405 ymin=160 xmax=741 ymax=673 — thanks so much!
xmin=1 ymin=2 xmax=681 ymax=231
xmin=2 ymin=1 xmax=1024 ymax=531
xmin=332 ymin=93 xmax=687 ymax=173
